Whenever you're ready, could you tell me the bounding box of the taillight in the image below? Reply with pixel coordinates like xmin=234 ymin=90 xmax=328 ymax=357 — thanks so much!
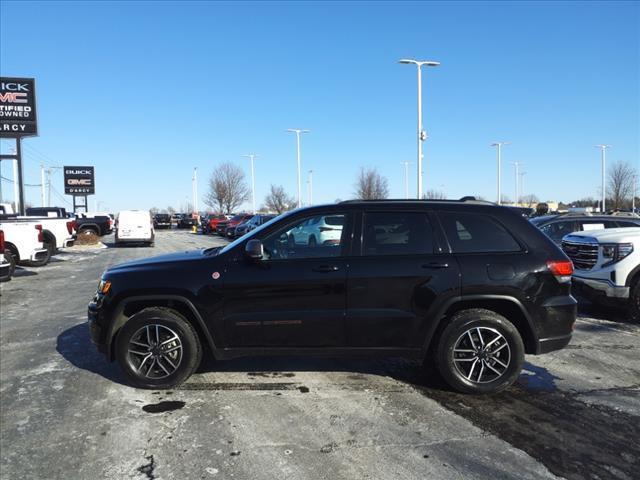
xmin=66 ymin=221 xmax=74 ymax=235
xmin=108 ymin=218 xmax=112 ymax=229
xmin=547 ymin=260 xmax=573 ymax=283
xmin=35 ymin=224 xmax=44 ymax=243
xmin=0 ymin=230 xmax=4 ymax=251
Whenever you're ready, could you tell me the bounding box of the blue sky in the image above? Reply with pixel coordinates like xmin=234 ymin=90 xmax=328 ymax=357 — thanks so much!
xmin=1 ymin=0 xmax=638 ymax=212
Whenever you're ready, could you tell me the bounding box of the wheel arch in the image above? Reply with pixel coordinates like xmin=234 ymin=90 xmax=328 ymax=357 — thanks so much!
xmin=625 ymin=264 xmax=640 ymax=288
xmin=424 ymin=295 xmax=539 ymax=357
xmin=106 ymin=295 xmax=217 ymax=361
xmin=4 ymin=242 xmax=20 ymax=261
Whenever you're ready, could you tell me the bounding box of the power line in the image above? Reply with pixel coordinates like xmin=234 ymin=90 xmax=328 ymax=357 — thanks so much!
xmin=1 ymin=175 xmax=42 ymax=187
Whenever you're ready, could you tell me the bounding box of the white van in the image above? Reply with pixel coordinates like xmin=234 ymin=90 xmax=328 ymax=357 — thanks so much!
xmin=115 ymin=210 xmax=154 ymax=247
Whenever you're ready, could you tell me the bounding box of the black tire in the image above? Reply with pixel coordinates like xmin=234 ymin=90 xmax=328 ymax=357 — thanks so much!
xmin=435 ymin=308 xmax=524 ymax=394
xmin=0 ymin=250 xmax=16 ymax=282
xmin=115 ymin=307 xmax=202 ymax=389
xmin=629 ymin=280 xmax=640 ymax=322
xmin=308 ymin=235 xmax=317 ymax=247
xmin=79 ymin=227 xmax=99 ymax=236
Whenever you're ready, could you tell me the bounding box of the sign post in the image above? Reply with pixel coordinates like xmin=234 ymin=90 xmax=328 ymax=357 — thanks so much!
xmin=64 ymin=166 xmax=95 ymax=213
xmin=0 ymin=77 xmax=38 ymax=215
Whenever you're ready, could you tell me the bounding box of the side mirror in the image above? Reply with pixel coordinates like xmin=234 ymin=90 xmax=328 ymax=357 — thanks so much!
xmin=245 ymin=239 xmax=264 ymax=260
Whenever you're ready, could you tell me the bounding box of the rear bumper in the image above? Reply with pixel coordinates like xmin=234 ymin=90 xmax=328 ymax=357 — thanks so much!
xmin=31 ymin=248 xmax=48 ymax=261
xmin=533 ymin=295 xmax=577 ymax=354
xmin=116 ymin=236 xmax=152 ymax=243
xmin=572 ymin=276 xmax=629 ymax=300
xmin=63 ymin=237 xmax=75 ymax=248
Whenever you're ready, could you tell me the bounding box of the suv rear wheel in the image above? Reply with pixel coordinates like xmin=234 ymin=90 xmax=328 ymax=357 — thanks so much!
xmin=435 ymin=309 xmax=524 ymax=394
xmin=115 ymin=307 xmax=202 ymax=389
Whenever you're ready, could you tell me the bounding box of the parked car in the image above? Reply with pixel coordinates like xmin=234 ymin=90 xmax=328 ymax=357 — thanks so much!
xmin=219 ymin=214 xmax=252 ymax=237
xmin=153 ymin=213 xmax=172 ymax=229
xmin=226 ymin=215 xmax=255 ymax=239
xmin=73 ymin=214 xmax=113 ymax=237
xmin=114 ymin=210 xmax=154 ymax=247
xmin=531 ymin=213 xmax=640 ymax=245
xmin=234 ymin=214 xmax=277 ymax=237
xmin=89 ymin=199 xmax=576 ymax=393
xmin=0 ymin=229 xmax=15 ymax=281
xmin=202 ymin=214 xmax=228 ymax=235
xmin=0 ymin=219 xmax=50 ymax=266
xmin=2 ymin=203 xmax=75 ymax=256
xmin=177 ymin=214 xmax=197 ymax=230
xmin=562 ymin=227 xmax=640 ymax=321
xmin=288 ymin=214 xmax=344 ymax=246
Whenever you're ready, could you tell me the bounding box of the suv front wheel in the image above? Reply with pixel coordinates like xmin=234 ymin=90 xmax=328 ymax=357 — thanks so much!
xmin=435 ymin=309 xmax=524 ymax=394
xmin=115 ymin=307 xmax=202 ymax=389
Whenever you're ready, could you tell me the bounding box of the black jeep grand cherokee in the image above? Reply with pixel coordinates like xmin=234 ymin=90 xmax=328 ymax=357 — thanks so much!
xmin=89 ymin=199 xmax=576 ymax=394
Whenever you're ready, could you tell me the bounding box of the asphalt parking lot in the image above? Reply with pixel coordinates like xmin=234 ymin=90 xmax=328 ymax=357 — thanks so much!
xmin=1 ymin=229 xmax=638 ymax=480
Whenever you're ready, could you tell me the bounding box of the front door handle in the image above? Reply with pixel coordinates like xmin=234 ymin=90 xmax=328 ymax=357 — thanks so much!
xmin=422 ymin=262 xmax=449 ymax=269
xmin=313 ymin=265 xmax=341 ymax=273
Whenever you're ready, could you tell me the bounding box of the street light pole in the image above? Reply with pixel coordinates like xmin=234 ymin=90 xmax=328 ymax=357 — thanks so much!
xmin=242 ymin=154 xmax=258 ymax=213
xmin=512 ymin=161 xmax=522 ymax=205
xmin=40 ymin=164 xmax=46 ymax=207
xmin=519 ymin=171 xmax=527 ymax=203
xmin=594 ymin=145 xmax=611 ymax=213
xmin=286 ymin=129 xmax=310 ymax=208
xmin=491 ymin=142 xmax=510 ymax=204
xmin=399 ymin=59 xmax=440 ymax=199
xmin=192 ymin=167 xmax=198 ymax=213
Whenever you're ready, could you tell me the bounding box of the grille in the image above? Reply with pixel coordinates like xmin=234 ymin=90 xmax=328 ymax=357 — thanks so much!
xmin=562 ymin=240 xmax=598 ymax=270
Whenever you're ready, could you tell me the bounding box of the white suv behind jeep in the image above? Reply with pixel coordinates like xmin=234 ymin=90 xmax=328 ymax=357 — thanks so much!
xmin=562 ymin=227 xmax=640 ymax=321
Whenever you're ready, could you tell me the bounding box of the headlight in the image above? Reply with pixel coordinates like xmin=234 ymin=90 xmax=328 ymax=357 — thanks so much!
xmin=601 ymin=243 xmax=634 ymax=266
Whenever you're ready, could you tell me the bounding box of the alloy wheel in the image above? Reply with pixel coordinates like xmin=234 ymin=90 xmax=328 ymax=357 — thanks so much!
xmin=452 ymin=326 xmax=511 ymax=384
xmin=127 ymin=324 xmax=183 ymax=379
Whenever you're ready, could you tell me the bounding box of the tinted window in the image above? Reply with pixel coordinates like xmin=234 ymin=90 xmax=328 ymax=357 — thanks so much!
xmin=439 ymin=212 xmax=521 ymax=253
xmin=262 ymin=213 xmax=346 ymax=260
xmin=539 ymin=220 xmax=577 ymax=242
xmin=363 ymin=212 xmax=433 ymax=256
xmin=616 ymin=221 xmax=640 ymax=227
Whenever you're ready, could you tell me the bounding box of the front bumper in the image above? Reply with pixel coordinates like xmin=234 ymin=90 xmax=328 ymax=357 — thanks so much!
xmin=572 ymin=276 xmax=629 ymax=300
xmin=88 ymin=300 xmax=109 ymax=355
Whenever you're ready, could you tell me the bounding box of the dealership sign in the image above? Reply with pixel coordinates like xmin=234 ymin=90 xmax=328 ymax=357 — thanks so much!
xmin=0 ymin=77 xmax=38 ymax=137
xmin=64 ymin=166 xmax=95 ymax=195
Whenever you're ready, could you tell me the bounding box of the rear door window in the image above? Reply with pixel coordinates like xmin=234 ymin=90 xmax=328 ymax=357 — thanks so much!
xmin=439 ymin=212 xmax=521 ymax=253
xmin=362 ymin=212 xmax=434 ymax=256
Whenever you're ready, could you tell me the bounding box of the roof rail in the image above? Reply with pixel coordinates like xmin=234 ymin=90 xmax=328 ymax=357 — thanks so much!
xmin=340 ymin=196 xmax=496 ymax=206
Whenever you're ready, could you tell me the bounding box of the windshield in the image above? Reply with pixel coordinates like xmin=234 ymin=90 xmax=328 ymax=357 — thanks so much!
xmin=219 ymin=211 xmax=290 ymax=254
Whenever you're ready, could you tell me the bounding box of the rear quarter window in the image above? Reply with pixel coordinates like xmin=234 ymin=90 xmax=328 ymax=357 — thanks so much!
xmin=439 ymin=211 xmax=521 ymax=253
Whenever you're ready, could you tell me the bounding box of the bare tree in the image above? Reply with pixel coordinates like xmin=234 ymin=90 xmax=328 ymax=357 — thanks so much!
xmin=608 ymin=161 xmax=636 ymax=210
xmin=204 ymin=162 xmax=250 ymax=214
xmin=150 ymin=207 xmax=159 ymax=216
xmin=264 ymin=184 xmax=296 ymax=214
xmin=520 ymin=194 xmax=539 ymax=208
xmin=423 ymin=189 xmax=446 ymax=200
xmin=166 ymin=206 xmax=175 ymax=215
xmin=354 ymin=167 xmax=389 ymax=200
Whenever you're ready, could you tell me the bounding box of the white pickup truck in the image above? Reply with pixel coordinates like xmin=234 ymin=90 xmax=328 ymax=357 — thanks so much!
xmin=0 ymin=219 xmax=50 ymax=267
xmin=562 ymin=227 xmax=640 ymax=321
xmin=0 ymin=203 xmax=75 ymax=257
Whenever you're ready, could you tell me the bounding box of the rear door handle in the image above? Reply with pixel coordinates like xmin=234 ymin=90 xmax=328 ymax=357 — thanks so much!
xmin=422 ymin=262 xmax=449 ymax=269
xmin=313 ymin=265 xmax=341 ymax=273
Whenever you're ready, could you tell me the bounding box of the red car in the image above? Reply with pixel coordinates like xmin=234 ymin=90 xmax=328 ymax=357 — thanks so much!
xmin=205 ymin=214 xmax=228 ymax=235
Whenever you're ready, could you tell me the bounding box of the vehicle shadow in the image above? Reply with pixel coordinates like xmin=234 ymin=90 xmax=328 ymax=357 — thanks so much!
xmin=11 ymin=268 xmax=38 ymax=278
xmin=577 ymin=297 xmax=633 ymax=324
xmin=56 ymin=323 xmax=127 ymax=386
